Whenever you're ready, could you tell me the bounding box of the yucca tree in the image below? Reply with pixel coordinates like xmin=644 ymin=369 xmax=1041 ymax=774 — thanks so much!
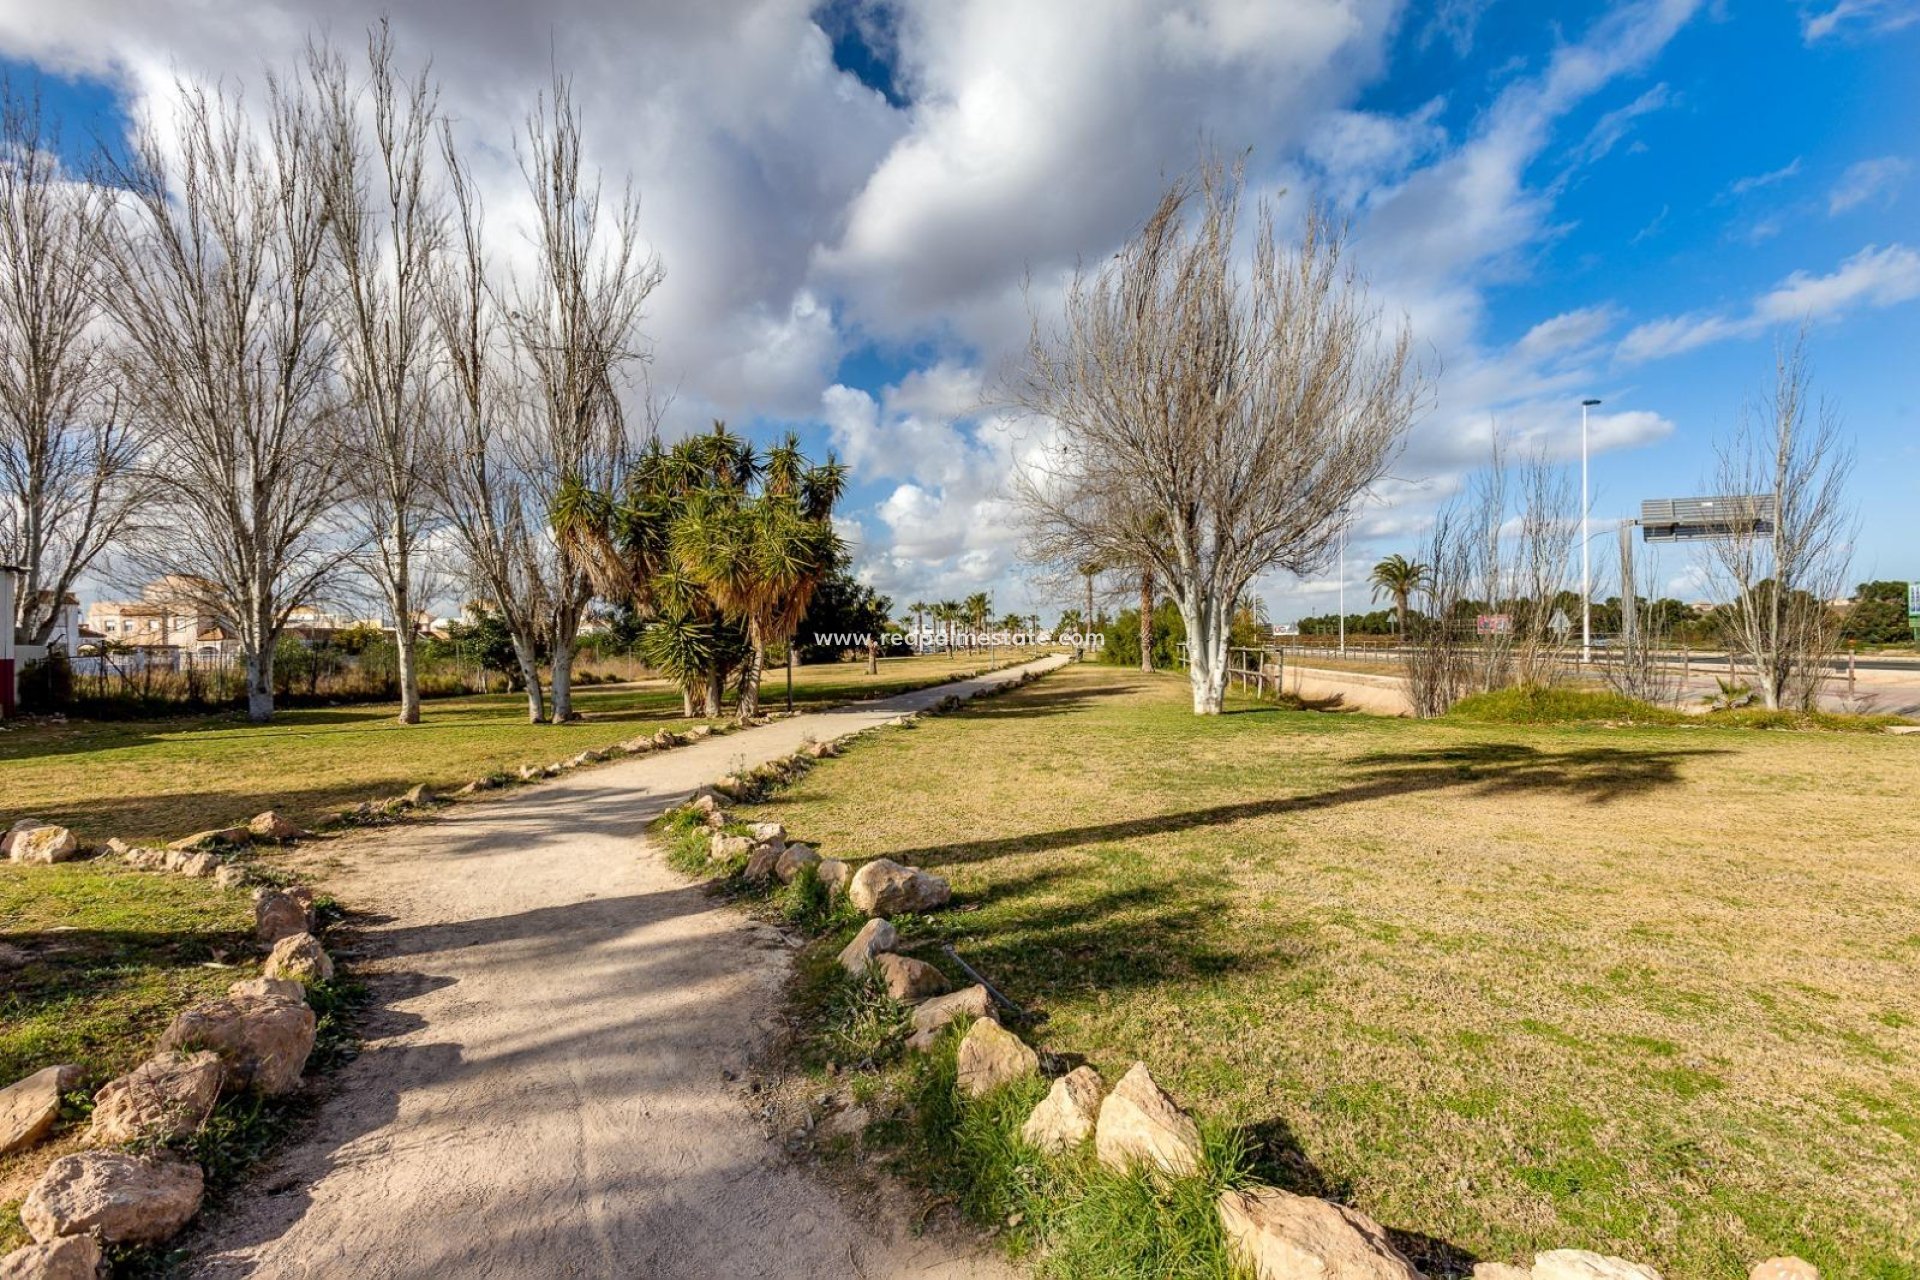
xmin=1369 ymin=553 xmax=1431 ymax=638
xmin=671 ymin=430 xmax=845 ymax=720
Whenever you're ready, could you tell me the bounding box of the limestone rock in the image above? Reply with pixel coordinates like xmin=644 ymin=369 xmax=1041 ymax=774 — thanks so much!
xmin=1474 ymin=1266 xmax=1532 ymax=1280
xmin=749 ymin=821 xmax=786 ymax=843
xmin=0 ymin=1234 xmax=103 ymax=1280
xmin=213 ymin=864 xmax=249 ymax=891
xmin=20 ymin=1152 xmax=203 ymax=1245
xmin=836 ymin=919 xmax=898 ymax=974
xmin=1533 ymin=1251 xmax=1664 ymax=1280
xmin=906 ymin=984 xmax=995 ymax=1052
xmin=687 ymin=724 xmax=713 ymax=740
xmin=253 ymin=890 xmax=310 ymax=943
xmin=1218 ymin=1187 xmax=1422 ymax=1280
xmin=1 ymin=819 xmax=41 ymax=858
xmin=569 ymin=751 xmax=601 ymax=768
xmin=803 ymin=739 xmax=838 ymax=759
xmin=158 ymin=994 xmax=315 ymax=1095
xmin=817 ymin=858 xmax=851 ymax=897
xmin=401 ymin=783 xmax=434 ymax=807
xmin=1095 ymin=1062 xmax=1203 ymax=1176
xmin=246 ymin=810 xmax=305 ymax=841
xmin=775 ymin=843 xmax=821 ymax=884
xmin=1749 ymin=1260 xmax=1817 ymax=1280
xmin=228 ymin=977 xmax=306 ymax=1003
xmin=177 ymin=852 xmax=219 ymax=878
xmin=168 ymin=827 xmax=247 ymax=852
xmin=6 ymin=824 xmax=79 ymax=866
xmin=743 ymin=842 xmax=782 ymax=883
xmin=709 ymin=833 xmax=753 ymax=861
xmin=1021 ymin=1065 xmax=1104 ymax=1154
xmin=847 ymin=858 xmax=953 ymax=917
xmin=874 ymin=953 xmax=950 ymax=1001
xmin=517 ymin=764 xmax=543 ymax=781
xmin=2 ymin=1066 xmax=79 ymax=1157
xmin=263 ymin=932 xmax=334 ymax=984
xmin=123 ymin=848 xmax=169 ymax=871
xmin=88 ymin=1052 xmax=223 ymax=1146
xmin=955 ymin=1019 xmax=1039 ymax=1097
xmin=619 ymin=736 xmax=653 ymax=754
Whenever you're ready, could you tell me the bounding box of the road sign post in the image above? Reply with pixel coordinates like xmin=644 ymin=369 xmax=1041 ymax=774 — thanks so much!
xmin=1909 ymin=582 xmax=1920 ymax=643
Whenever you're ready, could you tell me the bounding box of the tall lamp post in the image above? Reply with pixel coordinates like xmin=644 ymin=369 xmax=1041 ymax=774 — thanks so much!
xmin=1580 ymin=397 xmax=1602 ymax=664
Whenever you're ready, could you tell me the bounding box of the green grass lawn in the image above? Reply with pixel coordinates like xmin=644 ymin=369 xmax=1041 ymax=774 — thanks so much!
xmin=0 ymin=653 xmax=1009 ymax=844
xmin=730 ymin=664 xmax=1920 ymax=1279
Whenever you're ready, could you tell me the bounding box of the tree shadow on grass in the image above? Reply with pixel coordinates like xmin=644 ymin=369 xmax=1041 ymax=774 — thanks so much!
xmin=872 ymin=740 xmax=1727 ymax=871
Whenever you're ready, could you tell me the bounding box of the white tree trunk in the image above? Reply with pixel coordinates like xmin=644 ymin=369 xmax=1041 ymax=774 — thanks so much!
xmin=245 ymin=645 xmax=275 ymax=723
xmin=1179 ymin=591 xmax=1229 ymax=714
xmin=512 ymin=635 xmax=545 ymax=724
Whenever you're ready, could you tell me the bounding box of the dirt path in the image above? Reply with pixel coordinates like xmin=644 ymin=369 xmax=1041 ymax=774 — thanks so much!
xmin=189 ymin=659 xmax=1065 ymax=1280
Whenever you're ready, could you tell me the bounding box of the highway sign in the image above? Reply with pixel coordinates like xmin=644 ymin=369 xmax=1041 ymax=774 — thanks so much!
xmin=1909 ymin=582 xmax=1920 ymax=621
xmin=1476 ymin=614 xmax=1513 ymax=635
xmin=1549 ymin=608 xmax=1571 ymax=637
xmin=1641 ymin=494 xmax=1776 ymax=542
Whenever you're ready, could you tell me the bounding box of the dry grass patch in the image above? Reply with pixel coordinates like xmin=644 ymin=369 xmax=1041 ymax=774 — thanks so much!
xmin=733 ymin=664 xmax=1920 ymax=1278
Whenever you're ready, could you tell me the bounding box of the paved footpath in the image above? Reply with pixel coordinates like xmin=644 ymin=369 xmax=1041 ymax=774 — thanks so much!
xmin=190 ymin=658 xmax=1066 ymax=1280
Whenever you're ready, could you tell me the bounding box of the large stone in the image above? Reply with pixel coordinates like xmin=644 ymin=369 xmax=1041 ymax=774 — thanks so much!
xmin=817 ymin=858 xmax=852 ymax=897
xmin=228 ymin=977 xmax=306 ymax=1003
xmin=401 ymin=783 xmax=435 ymax=807
xmin=803 ymin=739 xmax=838 ymax=759
xmin=836 ymin=918 xmax=898 ymax=975
xmin=874 ymin=953 xmax=950 ymax=1001
xmin=214 ymin=864 xmax=250 ymax=891
xmin=6 ymin=824 xmax=79 ymax=866
xmin=2 ymin=1067 xmax=80 ymax=1157
xmin=1095 ymin=1062 xmax=1203 ymax=1176
xmin=709 ymin=833 xmax=752 ymax=862
xmin=1749 ymin=1261 xmax=1817 ymax=1280
xmin=1218 ymin=1187 xmax=1422 ymax=1280
xmin=906 ymin=984 xmax=996 ymax=1052
xmin=775 ymin=843 xmax=821 ymax=884
xmin=123 ymin=848 xmax=170 ymax=871
xmin=246 ymin=810 xmax=305 ymax=841
xmin=1533 ymin=1251 xmax=1664 ymax=1280
xmin=21 ymin=1152 xmax=203 ymax=1245
xmin=263 ymin=932 xmax=335 ymax=984
xmin=743 ymin=842 xmax=782 ymax=883
xmin=1021 ymin=1065 xmax=1104 ymax=1154
xmin=157 ymin=995 xmax=316 ymax=1095
xmin=253 ymin=890 xmax=311 ymax=943
xmin=177 ymin=852 xmax=220 ymax=878
xmin=168 ymin=827 xmax=247 ymax=852
xmin=955 ymin=1019 xmax=1039 ymax=1097
xmin=1 ymin=819 xmax=41 ymax=858
xmin=1474 ymin=1266 xmax=1532 ymax=1280
xmin=748 ymin=821 xmax=786 ymax=844
xmin=0 ymin=1235 xmax=103 ymax=1280
xmin=88 ymin=1052 xmax=223 ymax=1146
xmin=847 ymin=858 xmax=952 ymax=917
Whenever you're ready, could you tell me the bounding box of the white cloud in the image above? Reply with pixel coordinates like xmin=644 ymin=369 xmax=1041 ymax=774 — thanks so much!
xmin=1576 ymin=82 xmax=1672 ymax=163
xmin=1828 ymin=156 xmax=1912 ymax=214
xmin=1801 ymin=0 xmax=1920 ymax=42
xmin=1618 ymin=244 xmax=1920 ymax=362
xmin=1726 ymin=157 xmax=1801 ymax=197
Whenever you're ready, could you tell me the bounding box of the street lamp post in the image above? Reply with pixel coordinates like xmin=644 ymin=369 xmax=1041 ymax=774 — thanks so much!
xmin=1580 ymin=398 xmax=1602 ymax=664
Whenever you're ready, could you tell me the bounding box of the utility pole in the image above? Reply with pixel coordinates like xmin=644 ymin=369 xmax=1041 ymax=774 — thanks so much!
xmin=1580 ymin=398 xmax=1602 ymax=664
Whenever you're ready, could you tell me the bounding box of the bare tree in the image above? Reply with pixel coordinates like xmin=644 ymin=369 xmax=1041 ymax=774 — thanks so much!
xmin=425 ymin=126 xmax=553 ymax=724
xmin=1015 ymin=160 xmax=1424 ymax=714
xmin=102 ymin=77 xmax=348 ymax=722
xmin=1701 ymin=334 xmax=1852 ymax=711
xmin=0 ymin=82 xmax=140 ymax=643
xmin=310 ymin=26 xmax=444 ymax=724
xmin=510 ymin=77 xmax=661 ymax=721
xmin=1404 ymin=436 xmax=1579 ymax=714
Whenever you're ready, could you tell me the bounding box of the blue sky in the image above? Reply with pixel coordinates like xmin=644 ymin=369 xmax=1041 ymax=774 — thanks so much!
xmin=5 ymin=0 xmax=1916 ymax=620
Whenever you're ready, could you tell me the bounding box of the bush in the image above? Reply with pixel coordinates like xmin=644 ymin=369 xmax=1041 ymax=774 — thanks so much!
xmin=1448 ymin=686 xmax=1681 ymax=726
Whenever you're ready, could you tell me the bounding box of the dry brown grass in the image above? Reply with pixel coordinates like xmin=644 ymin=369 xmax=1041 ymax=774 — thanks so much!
xmin=734 ymin=663 xmax=1920 ymax=1278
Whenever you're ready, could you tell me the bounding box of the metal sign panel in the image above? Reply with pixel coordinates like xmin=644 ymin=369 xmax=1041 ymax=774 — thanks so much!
xmin=1475 ymin=613 xmax=1513 ymax=635
xmin=1641 ymin=494 xmax=1777 ymax=543
xmin=1909 ymin=582 xmax=1920 ymax=621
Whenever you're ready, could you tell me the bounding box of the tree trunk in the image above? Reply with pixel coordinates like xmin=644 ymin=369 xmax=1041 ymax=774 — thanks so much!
xmin=244 ymin=644 xmax=275 ymax=723
xmin=705 ymin=666 xmax=724 ymax=717
xmin=737 ymin=620 xmax=764 ymax=722
xmin=390 ymin=549 xmax=421 ymax=725
xmin=1179 ymin=592 xmax=1229 ymax=714
xmin=1139 ymin=569 xmax=1154 ymax=671
xmin=550 ymin=637 xmax=576 ymax=721
xmin=511 ymin=635 xmax=545 ymax=723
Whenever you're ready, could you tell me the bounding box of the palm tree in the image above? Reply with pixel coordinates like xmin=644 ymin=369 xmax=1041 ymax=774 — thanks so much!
xmin=934 ymin=600 xmax=963 ymax=655
xmin=1369 ymin=554 xmax=1430 ymax=639
xmin=963 ymin=592 xmax=991 ymax=653
xmin=908 ymin=600 xmax=930 ymax=652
